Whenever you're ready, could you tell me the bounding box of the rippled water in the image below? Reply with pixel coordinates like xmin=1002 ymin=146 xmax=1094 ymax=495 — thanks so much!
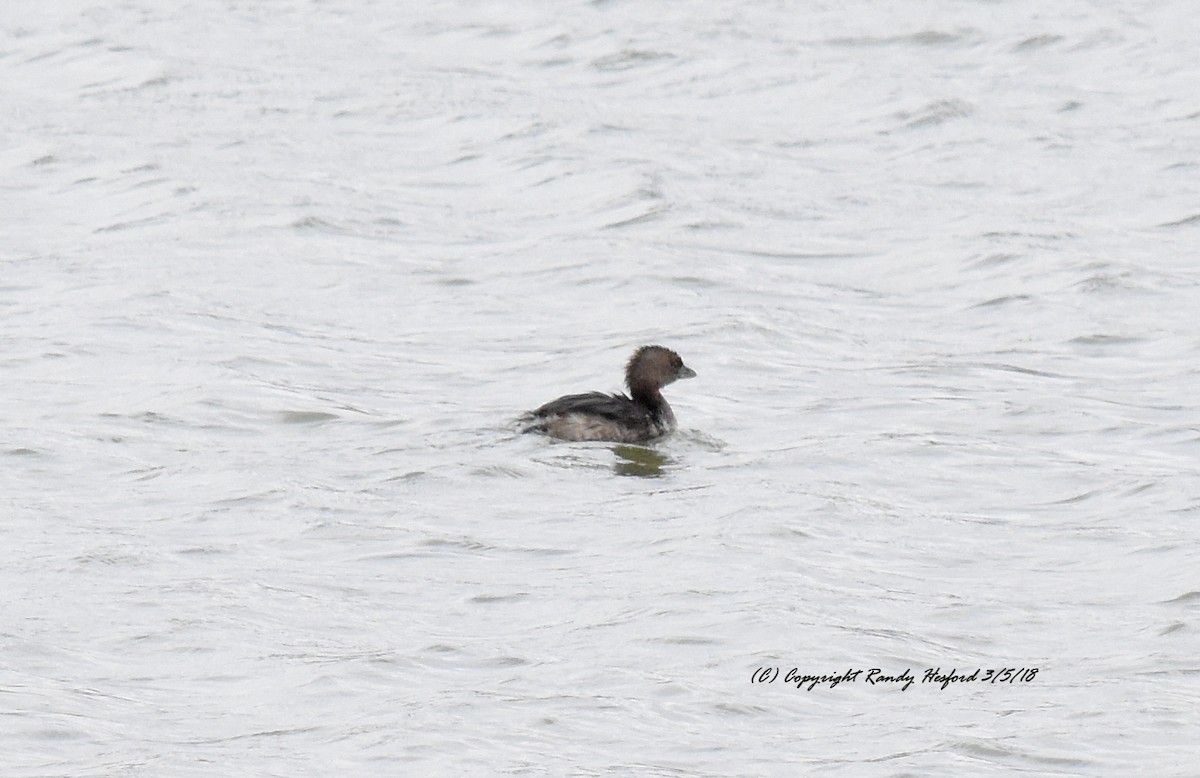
xmin=4 ymin=1 xmax=1199 ymax=775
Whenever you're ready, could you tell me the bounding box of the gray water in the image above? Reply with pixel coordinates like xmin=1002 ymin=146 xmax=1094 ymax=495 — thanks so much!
xmin=3 ymin=1 xmax=1199 ymax=775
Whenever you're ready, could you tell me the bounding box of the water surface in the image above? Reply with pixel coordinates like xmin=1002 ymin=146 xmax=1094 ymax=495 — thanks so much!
xmin=3 ymin=1 xmax=1199 ymax=775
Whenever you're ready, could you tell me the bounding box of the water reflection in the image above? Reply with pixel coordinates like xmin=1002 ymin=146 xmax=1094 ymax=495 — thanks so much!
xmin=612 ymin=444 xmax=669 ymax=478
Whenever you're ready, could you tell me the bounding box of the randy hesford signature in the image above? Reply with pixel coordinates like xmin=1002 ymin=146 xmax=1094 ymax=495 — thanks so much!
xmin=751 ymin=667 xmax=1039 ymax=691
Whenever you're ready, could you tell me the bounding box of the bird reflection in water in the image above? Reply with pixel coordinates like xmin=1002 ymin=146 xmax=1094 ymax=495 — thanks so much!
xmin=612 ymin=445 xmax=669 ymax=478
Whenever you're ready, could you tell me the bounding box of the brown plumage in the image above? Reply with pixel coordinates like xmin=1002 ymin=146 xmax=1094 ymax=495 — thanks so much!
xmin=521 ymin=345 xmax=696 ymax=443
